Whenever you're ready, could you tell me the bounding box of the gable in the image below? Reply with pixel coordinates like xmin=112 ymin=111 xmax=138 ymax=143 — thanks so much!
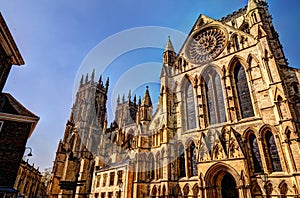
xmin=176 ymin=14 xmax=257 ymax=68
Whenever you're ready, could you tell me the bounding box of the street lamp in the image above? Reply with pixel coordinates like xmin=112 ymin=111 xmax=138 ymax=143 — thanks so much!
xmin=260 ymin=173 xmax=269 ymax=198
xmin=24 ymin=147 xmax=33 ymax=157
xmin=118 ymin=181 xmax=123 ymax=198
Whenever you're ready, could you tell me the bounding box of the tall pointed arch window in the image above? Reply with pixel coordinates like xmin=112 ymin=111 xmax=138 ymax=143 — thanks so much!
xmin=265 ymin=131 xmax=282 ymax=172
xmin=205 ymin=70 xmax=226 ymax=125
xmin=189 ymin=142 xmax=198 ymax=176
xmin=249 ymin=134 xmax=263 ymax=173
xmin=234 ymin=62 xmax=254 ymax=119
xmin=185 ymin=81 xmax=196 ymax=129
xmin=149 ymin=153 xmax=155 ymax=181
xmin=179 ymin=145 xmax=186 ymax=178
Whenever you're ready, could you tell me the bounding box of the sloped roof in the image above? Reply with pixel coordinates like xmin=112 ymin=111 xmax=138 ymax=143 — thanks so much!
xmin=0 ymin=93 xmax=38 ymax=118
xmin=0 ymin=13 xmax=24 ymax=65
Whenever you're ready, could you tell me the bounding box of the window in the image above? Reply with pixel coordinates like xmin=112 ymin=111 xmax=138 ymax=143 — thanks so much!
xmin=249 ymin=134 xmax=263 ymax=173
xmin=149 ymin=154 xmax=155 ymax=180
xmin=265 ymin=131 xmax=282 ymax=172
xmin=102 ymin=174 xmax=107 ymax=187
xmin=252 ymin=12 xmax=258 ymax=23
xmin=156 ymin=152 xmax=161 ymax=179
xmin=292 ymin=82 xmax=299 ymax=94
xmin=234 ymin=62 xmax=254 ymax=119
xmin=96 ymin=175 xmax=101 ymax=187
xmin=205 ymin=70 xmax=226 ymax=125
xmin=233 ymin=35 xmax=240 ymax=51
xmin=101 ymin=193 xmax=105 ymax=198
xmin=240 ymin=23 xmax=250 ymax=34
xmin=109 ymin=172 xmax=115 ymax=186
xmin=108 ymin=192 xmax=113 ymax=198
xmin=189 ymin=142 xmax=198 ymax=176
xmin=179 ymin=145 xmax=186 ymax=178
xmin=186 ymin=81 xmax=196 ymax=129
xmin=117 ymin=170 xmax=123 ymax=184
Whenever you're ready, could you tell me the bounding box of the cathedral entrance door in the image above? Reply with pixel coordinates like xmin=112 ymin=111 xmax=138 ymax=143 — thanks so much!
xmin=221 ymin=173 xmax=239 ymax=198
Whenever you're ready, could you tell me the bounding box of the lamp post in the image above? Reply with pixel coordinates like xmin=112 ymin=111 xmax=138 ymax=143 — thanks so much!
xmin=23 ymin=147 xmax=33 ymax=161
xmin=260 ymin=173 xmax=269 ymax=198
xmin=24 ymin=147 xmax=33 ymax=157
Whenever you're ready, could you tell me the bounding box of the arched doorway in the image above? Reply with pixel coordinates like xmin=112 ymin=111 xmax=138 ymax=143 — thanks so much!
xmin=221 ymin=173 xmax=239 ymax=198
xmin=204 ymin=163 xmax=244 ymax=198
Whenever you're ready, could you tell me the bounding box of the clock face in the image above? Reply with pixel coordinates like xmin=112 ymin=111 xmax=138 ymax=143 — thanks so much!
xmin=186 ymin=27 xmax=227 ymax=64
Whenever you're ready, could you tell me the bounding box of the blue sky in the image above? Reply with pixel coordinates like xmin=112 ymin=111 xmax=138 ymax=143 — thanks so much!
xmin=1 ymin=0 xmax=300 ymax=170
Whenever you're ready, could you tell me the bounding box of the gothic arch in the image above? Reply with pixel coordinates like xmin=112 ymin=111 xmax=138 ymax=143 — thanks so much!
xmin=173 ymin=184 xmax=182 ymax=198
xmin=181 ymin=74 xmax=196 ymax=88
xmin=247 ymin=54 xmax=260 ymax=67
xmin=187 ymin=141 xmax=198 ymax=177
xmin=251 ymin=182 xmax=263 ymax=197
xmin=183 ymin=184 xmax=190 ymax=197
xmin=200 ymin=64 xmax=227 ymax=125
xmin=178 ymin=143 xmax=186 ymax=178
xmin=205 ymin=163 xmax=240 ymax=198
xmin=162 ymin=185 xmax=166 ymax=198
xmin=151 ymin=185 xmax=157 ymax=198
xmin=192 ymin=184 xmax=199 ymax=198
xmin=230 ymin=34 xmax=240 ymax=51
xmin=181 ymin=76 xmax=197 ymax=130
xmin=260 ymin=126 xmax=283 ymax=172
xmin=229 ymin=56 xmax=255 ymax=119
xmin=228 ymin=55 xmax=249 ymax=73
xmin=279 ymin=181 xmax=289 ymax=197
xmin=204 ymin=163 xmax=240 ymax=187
xmin=245 ymin=130 xmax=263 ymax=173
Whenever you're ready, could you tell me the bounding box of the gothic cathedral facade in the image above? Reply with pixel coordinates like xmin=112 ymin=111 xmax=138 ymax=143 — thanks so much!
xmin=48 ymin=0 xmax=300 ymax=197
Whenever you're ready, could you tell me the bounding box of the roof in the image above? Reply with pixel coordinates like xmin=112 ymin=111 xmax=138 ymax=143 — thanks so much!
xmin=164 ymin=36 xmax=175 ymax=52
xmin=0 ymin=12 xmax=24 ymax=65
xmin=219 ymin=6 xmax=248 ymax=22
xmin=142 ymin=86 xmax=152 ymax=107
xmin=0 ymin=93 xmax=39 ymax=137
xmin=0 ymin=93 xmax=38 ymax=118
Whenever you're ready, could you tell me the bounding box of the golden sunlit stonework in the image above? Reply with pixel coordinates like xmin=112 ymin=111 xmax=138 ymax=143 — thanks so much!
xmin=48 ymin=0 xmax=300 ymax=197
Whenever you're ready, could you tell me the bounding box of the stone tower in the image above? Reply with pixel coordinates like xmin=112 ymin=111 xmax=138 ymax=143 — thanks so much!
xmin=47 ymin=71 xmax=109 ymax=198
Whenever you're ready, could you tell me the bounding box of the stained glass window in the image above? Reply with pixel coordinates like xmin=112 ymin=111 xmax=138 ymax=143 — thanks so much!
xmin=190 ymin=143 xmax=198 ymax=176
xmin=249 ymin=134 xmax=262 ymax=173
xmin=205 ymin=71 xmax=226 ymax=125
xmin=179 ymin=145 xmax=186 ymax=177
xmin=234 ymin=63 xmax=254 ymax=119
xmin=186 ymin=82 xmax=196 ymax=129
xmin=265 ymin=131 xmax=282 ymax=172
xmin=215 ymin=74 xmax=226 ymax=123
xmin=206 ymin=78 xmax=216 ymax=124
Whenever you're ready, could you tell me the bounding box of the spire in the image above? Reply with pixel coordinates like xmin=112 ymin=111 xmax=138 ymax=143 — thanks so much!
xmin=128 ymin=90 xmax=131 ymax=102
xmin=133 ymin=94 xmax=137 ymax=104
xmin=91 ymin=68 xmax=95 ymax=82
xmin=98 ymin=75 xmax=102 ymax=85
xmin=80 ymin=75 xmax=84 ymax=85
xmin=106 ymin=77 xmax=109 ymax=89
xmin=142 ymin=86 xmax=152 ymax=107
xmin=117 ymin=94 xmax=120 ymax=104
xmin=164 ymin=36 xmax=175 ymax=52
xmin=138 ymin=96 xmax=142 ymax=106
xmin=85 ymin=73 xmax=89 ymax=83
xmin=122 ymin=94 xmax=125 ymax=103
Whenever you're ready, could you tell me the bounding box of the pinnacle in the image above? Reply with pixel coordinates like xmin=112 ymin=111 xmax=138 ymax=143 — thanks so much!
xmin=164 ymin=36 xmax=175 ymax=52
xmin=142 ymin=86 xmax=152 ymax=107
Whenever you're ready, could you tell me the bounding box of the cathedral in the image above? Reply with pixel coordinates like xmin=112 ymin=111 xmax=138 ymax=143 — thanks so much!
xmin=48 ymin=0 xmax=300 ymax=197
